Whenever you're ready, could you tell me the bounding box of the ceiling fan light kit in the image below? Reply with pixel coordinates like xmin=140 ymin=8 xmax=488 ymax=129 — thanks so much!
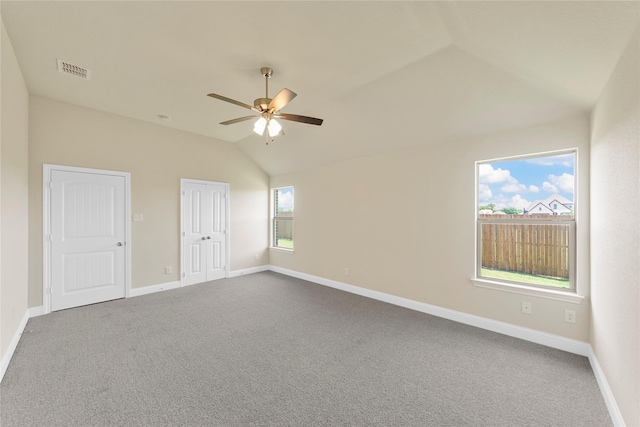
xmin=207 ymin=67 xmax=323 ymax=144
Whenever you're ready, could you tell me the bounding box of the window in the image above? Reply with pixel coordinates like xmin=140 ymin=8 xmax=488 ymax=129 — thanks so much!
xmin=272 ymin=187 xmax=294 ymax=250
xmin=476 ymin=151 xmax=576 ymax=293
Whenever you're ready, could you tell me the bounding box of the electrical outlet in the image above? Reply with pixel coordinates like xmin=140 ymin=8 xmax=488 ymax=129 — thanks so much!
xmin=521 ymin=301 xmax=532 ymax=315
xmin=255 ymin=254 xmax=259 ymax=261
xmin=565 ymin=309 xmax=576 ymax=323
xmin=165 ymin=266 xmax=172 ymax=274
xmin=344 ymin=267 xmax=349 ymax=275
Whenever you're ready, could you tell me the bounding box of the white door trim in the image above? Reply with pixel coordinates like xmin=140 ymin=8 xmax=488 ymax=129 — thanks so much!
xmin=180 ymin=178 xmax=230 ymax=286
xmin=43 ymin=164 xmax=132 ymax=314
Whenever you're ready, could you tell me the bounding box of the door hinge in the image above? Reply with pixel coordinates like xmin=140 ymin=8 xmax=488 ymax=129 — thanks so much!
xmin=48 ymin=182 xmax=53 ymax=190
xmin=47 ymin=234 xmax=53 ymax=242
xmin=182 ymin=272 xmax=186 ymax=278
xmin=182 ymin=190 xmax=185 ymax=196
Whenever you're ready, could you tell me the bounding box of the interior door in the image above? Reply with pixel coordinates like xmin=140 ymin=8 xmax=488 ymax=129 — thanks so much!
xmin=50 ymin=170 xmax=126 ymax=311
xmin=183 ymin=181 xmax=227 ymax=286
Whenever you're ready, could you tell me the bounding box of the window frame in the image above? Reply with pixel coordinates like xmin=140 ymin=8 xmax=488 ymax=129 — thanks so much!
xmin=473 ymin=149 xmax=581 ymax=302
xmin=271 ymin=186 xmax=294 ymax=251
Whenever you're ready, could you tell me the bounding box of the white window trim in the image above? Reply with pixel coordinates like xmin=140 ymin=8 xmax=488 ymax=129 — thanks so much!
xmin=270 ymin=186 xmax=294 ymax=252
xmin=474 ymin=149 xmax=581 ymax=302
xmin=471 ymin=278 xmax=583 ymax=304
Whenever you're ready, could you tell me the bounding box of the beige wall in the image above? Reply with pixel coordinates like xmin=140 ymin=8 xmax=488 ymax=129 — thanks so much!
xmin=28 ymin=96 xmax=270 ymax=307
xmin=271 ymin=114 xmax=591 ymax=341
xmin=590 ymin=28 xmax=639 ymax=426
xmin=1 ymin=17 xmax=30 ymax=357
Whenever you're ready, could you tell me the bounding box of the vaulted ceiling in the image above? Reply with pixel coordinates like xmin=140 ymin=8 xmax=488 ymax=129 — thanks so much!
xmin=2 ymin=1 xmax=638 ymax=175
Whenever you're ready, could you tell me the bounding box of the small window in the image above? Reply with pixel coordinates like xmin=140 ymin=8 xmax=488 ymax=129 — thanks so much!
xmin=272 ymin=187 xmax=294 ymax=250
xmin=477 ymin=151 xmax=576 ymax=292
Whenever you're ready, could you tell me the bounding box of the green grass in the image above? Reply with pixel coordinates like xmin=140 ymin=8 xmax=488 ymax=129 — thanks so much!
xmin=481 ymin=268 xmax=570 ymax=289
xmin=275 ymin=238 xmax=293 ymax=249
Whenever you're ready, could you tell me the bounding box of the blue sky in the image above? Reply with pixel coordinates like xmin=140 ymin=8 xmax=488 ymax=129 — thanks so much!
xmin=478 ymin=153 xmax=574 ymax=211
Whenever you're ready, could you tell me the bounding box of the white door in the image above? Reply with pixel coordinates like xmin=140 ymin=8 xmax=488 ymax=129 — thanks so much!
xmin=182 ymin=181 xmax=227 ymax=286
xmin=50 ymin=170 xmax=127 ymax=311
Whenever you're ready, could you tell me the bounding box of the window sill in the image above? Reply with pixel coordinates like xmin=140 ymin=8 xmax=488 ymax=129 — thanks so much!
xmin=269 ymin=247 xmax=294 ymax=254
xmin=471 ymin=278 xmax=584 ymax=304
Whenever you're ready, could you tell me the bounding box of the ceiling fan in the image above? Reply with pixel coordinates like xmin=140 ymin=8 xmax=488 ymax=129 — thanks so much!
xmin=207 ymin=67 xmax=323 ymax=142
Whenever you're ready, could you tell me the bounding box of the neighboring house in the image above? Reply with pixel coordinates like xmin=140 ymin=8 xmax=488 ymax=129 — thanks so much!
xmin=525 ymin=194 xmax=573 ymax=215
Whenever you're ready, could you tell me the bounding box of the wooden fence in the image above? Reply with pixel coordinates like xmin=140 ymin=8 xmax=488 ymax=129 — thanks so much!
xmin=275 ymin=211 xmax=293 ymax=241
xmin=479 ymin=214 xmax=571 ymax=279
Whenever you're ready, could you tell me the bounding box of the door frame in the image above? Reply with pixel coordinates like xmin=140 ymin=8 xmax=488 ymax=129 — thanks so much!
xmin=180 ymin=178 xmax=230 ymax=286
xmin=43 ymin=164 xmax=132 ymax=314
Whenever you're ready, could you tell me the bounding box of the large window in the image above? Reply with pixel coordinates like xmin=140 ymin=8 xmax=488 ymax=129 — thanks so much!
xmin=272 ymin=187 xmax=294 ymax=250
xmin=476 ymin=151 xmax=576 ymax=292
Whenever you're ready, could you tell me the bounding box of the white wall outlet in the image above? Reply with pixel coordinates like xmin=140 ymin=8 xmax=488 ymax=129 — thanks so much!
xmin=255 ymin=254 xmax=259 ymax=261
xmin=165 ymin=266 xmax=172 ymax=274
xmin=344 ymin=267 xmax=350 ymax=275
xmin=565 ymin=309 xmax=576 ymax=323
xmin=133 ymin=213 xmax=143 ymax=222
xmin=521 ymin=301 xmax=532 ymax=315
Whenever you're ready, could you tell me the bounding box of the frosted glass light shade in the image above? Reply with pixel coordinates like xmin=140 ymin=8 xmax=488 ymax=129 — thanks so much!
xmin=253 ymin=117 xmax=267 ymax=135
xmin=268 ymin=119 xmax=282 ymax=137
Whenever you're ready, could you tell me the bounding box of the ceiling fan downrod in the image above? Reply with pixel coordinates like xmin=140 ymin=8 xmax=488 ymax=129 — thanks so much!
xmin=254 ymin=67 xmax=274 ymax=111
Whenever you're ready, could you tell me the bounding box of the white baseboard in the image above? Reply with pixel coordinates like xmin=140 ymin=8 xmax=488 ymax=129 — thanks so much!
xmin=228 ymin=265 xmax=270 ymax=278
xmin=1 ymin=309 xmax=30 ymax=383
xmin=269 ymin=265 xmax=590 ymax=356
xmin=129 ymin=280 xmax=181 ymax=297
xmin=588 ymin=348 xmax=625 ymax=426
xmin=28 ymin=306 xmax=45 ymax=318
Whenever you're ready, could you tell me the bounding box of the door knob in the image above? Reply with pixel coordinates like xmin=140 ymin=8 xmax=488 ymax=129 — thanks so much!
xmin=117 ymin=242 xmax=123 ymax=246
xmin=202 ymin=237 xmax=206 ymax=240
xmin=207 ymin=236 xmax=211 ymax=239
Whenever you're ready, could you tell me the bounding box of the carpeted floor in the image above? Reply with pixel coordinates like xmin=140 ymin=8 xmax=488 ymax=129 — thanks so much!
xmin=1 ymin=271 xmax=611 ymax=426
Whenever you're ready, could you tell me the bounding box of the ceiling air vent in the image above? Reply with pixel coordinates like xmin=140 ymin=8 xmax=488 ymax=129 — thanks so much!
xmin=57 ymin=59 xmax=90 ymax=80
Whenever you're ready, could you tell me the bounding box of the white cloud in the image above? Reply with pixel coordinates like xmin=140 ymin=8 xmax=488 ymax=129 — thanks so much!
xmin=277 ymin=191 xmax=294 ymax=210
xmin=542 ymin=181 xmax=558 ymax=193
xmin=528 ymin=185 xmax=539 ymax=193
xmin=510 ymin=194 xmax=530 ymax=210
xmin=479 ymin=164 xmax=513 ymax=184
xmin=548 ymin=173 xmax=574 ymax=193
xmin=478 ymin=184 xmax=492 ymax=202
xmin=501 ymin=183 xmax=527 ymax=193
xmin=488 ymin=193 xmax=530 ymax=211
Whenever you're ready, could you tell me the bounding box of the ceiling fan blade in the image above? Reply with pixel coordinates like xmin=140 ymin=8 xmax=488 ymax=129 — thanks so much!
xmin=207 ymin=93 xmax=260 ymax=112
xmin=276 ymin=113 xmax=323 ymax=126
xmin=267 ymin=88 xmax=297 ymax=113
xmin=220 ymin=116 xmax=257 ymax=125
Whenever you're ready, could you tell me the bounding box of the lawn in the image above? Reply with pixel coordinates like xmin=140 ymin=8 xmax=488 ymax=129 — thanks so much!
xmin=481 ymin=268 xmax=570 ymax=289
xmin=275 ymin=238 xmax=293 ymax=249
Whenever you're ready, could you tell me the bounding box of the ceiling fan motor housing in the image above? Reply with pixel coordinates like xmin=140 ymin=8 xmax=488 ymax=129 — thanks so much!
xmin=254 ymin=98 xmax=272 ymax=111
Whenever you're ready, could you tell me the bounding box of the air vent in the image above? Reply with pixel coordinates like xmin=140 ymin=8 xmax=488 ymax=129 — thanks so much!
xmin=57 ymin=59 xmax=90 ymax=79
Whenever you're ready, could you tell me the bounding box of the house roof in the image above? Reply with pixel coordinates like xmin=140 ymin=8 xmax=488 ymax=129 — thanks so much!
xmin=526 ymin=194 xmax=573 ymax=212
xmin=1 ymin=1 xmax=638 ymax=176
xmin=527 ymin=202 xmax=554 ymax=213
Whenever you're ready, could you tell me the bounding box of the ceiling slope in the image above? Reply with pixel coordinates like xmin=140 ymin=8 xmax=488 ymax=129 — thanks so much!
xmin=2 ymin=1 xmax=638 ymax=175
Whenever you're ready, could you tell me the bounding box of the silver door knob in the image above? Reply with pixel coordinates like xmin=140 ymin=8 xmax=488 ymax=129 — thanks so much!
xmin=117 ymin=242 xmax=123 ymax=246
xmin=201 ymin=237 xmax=206 ymax=240
xmin=207 ymin=236 xmax=211 ymax=239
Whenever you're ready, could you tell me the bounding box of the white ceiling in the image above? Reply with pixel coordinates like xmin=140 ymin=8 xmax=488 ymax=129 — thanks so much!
xmin=2 ymin=1 xmax=638 ymax=176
